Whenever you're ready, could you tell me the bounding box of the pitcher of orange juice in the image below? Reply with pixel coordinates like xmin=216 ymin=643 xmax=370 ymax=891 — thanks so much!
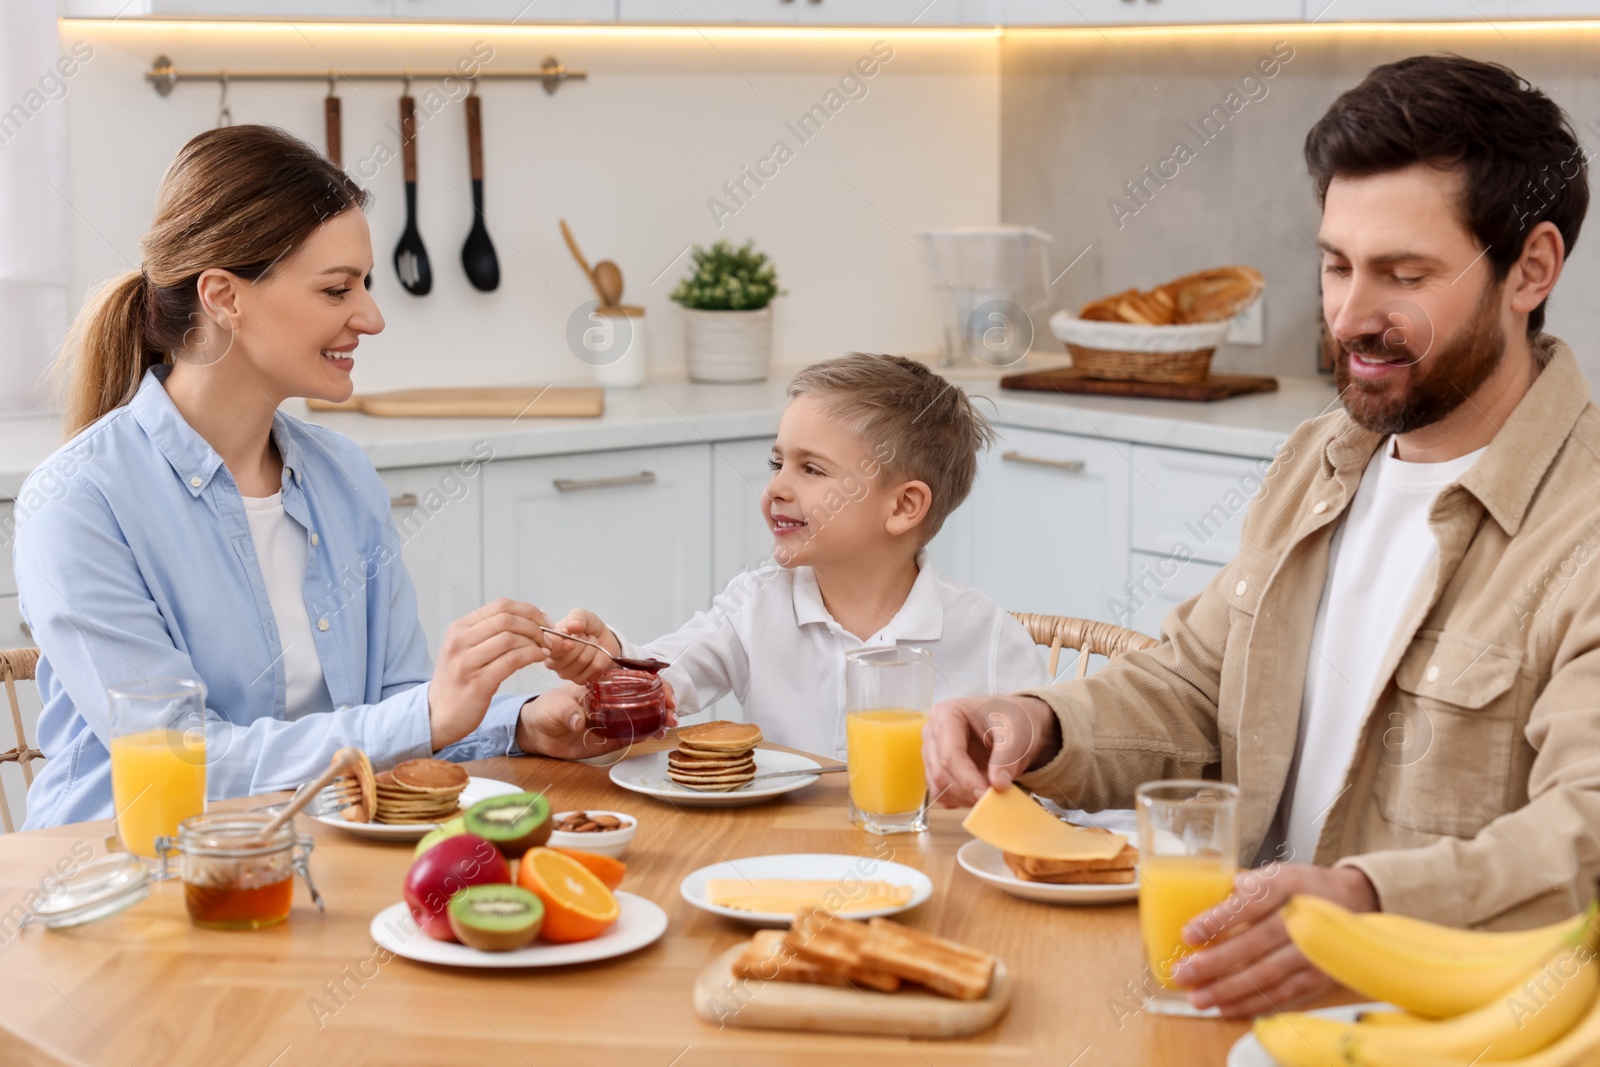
xmin=107 ymin=679 xmax=208 ymax=858
xmin=1135 ymin=780 xmax=1240 ymax=1016
xmin=844 ymin=646 xmax=933 ymax=835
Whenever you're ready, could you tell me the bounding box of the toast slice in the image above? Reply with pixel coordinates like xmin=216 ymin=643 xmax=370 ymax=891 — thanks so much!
xmin=784 ymin=908 xmax=902 ymax=992
xmin=733 ymin=929 xmax=850 ymax=986
xmin=1002 ymin=841 xmax=1139 ymax=884
xmin=859 ymin=918 xmax=997 ymax=1002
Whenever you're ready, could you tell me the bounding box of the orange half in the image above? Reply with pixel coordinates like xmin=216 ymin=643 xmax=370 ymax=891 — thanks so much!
xmin=551 ymin=847 xmax=627 ymax=891
xmin=517 ymin=847 xmax=620 ymax=943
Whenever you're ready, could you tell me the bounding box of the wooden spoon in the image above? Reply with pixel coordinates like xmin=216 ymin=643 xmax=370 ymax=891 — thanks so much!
xmin=559 ymin=219 xmax=609 ymax=305
xmin=593 ymin=260 xmax=624 ymax=307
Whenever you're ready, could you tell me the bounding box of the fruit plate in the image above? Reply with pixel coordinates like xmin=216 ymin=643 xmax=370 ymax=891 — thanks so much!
xmin=1227 ymin=1003 xmax=1391 ymax=1067
xmin=956 ymin=840 xmax=1139 ymax=905
xmin=609 ymin=749 xmax=822 ymax=808
xmin=369 ymin=893 xmax=668 ymax=968
xmin=680 ymin=852 xmax=934 ymax=927
xmin=313 ymin=776 xmax=523 ymax=842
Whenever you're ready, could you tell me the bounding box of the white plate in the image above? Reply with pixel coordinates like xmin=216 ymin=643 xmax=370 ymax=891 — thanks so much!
xmin=956 ymin=839 xmax=1139 ymax=905
xmin=609 ymin=749 xmax=822 ymax=807
xmin=312 ymin=776 xmax=523 ymax=841
xmin=680 ymin=852 xmax=934 ymax=927
xmin=1227 ymin=1004 xmax=1390 ymax=1067
xmin=370 ymin=892 xmax=668 ymax=968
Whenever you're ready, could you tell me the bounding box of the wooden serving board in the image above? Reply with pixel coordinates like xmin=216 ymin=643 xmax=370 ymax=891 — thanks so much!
xmin=1001 ymin=367 xmax=1278 ymax=402
xmin=306 ymin=386 xmax=604 ymax=418
xmin=692 ymin=942 xmax=1012 ymax=1038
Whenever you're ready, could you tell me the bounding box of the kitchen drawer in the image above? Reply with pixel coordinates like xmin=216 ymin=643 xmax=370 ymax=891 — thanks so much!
xmin=0 ymin=500 xmax=13 ymax=598
xmin=1125 ymin=551 xmax=1223 ymax=642
xmin=484 ymin=444 xmax=713 ymax=694
xmin=1129 ymin=445 xmax=1271 ymax=567
xmin=0 ymin=596 xmax=43 ymax=833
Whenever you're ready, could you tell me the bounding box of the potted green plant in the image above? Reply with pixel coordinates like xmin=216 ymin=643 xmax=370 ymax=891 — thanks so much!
xmin=670 ymin=239 xmax=784 ymax=383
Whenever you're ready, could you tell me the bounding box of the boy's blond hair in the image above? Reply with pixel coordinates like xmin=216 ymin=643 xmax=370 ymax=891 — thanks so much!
xmin=786 ymin=353 xmax=996 ymax=542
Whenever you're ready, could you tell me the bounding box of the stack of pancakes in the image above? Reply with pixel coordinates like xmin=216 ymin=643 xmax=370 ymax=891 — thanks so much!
xmin=668 ymin=721 xmax=763 ymax=792
xmin=369 ymin=758 xmax=470 ymax=824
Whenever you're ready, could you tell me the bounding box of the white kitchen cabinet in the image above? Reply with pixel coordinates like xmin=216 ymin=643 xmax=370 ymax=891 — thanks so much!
xmin=0 ymin=597 xmax=43 ymax=833
xmin=1126 ymin=551 xmax=1222 ymax=641
xmin=1129 ymin=445 xmax=1268 ymax=566
xmin=1506 ymin=0 xmax=1600 ymax=15
xmin=62 ymin=0 xmax=613 ymax=18
xmin=966 ymin=426 xmax=1131 ymax=622
xmin=483 ymin=444 xmax=713 ymax=693
xmin=618 ymin=0 xmax=796 ymax=22
xmin=1308 ymin=0 xmax=1507 ymax=18
xmin=794 ymin=0 xmax=981 ymax=23
xmin=377 ymin=464 xmax=485 ymax=661
xmin=1002 ymin=0 xmax=1300 ymax=23
xmin=711 ymin=437 xmax=777 ymax=592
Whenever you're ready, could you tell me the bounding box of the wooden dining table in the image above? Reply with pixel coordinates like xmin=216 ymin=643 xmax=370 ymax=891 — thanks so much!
xmin=0 ymin=737 xmax=1311 ymax=1066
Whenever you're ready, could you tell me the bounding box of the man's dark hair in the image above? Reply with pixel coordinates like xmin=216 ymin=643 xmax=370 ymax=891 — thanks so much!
xmin=1304 ymin=54 xmax=1588 ymax=336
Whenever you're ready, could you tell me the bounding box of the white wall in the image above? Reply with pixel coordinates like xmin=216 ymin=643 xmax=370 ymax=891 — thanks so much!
xmin=56 ymin=21 xmax=999 ymax=394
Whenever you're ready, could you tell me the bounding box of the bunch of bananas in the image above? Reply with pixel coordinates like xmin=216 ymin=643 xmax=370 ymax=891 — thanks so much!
xmin=1254 ymin=895 xmax=1600 ymax=1067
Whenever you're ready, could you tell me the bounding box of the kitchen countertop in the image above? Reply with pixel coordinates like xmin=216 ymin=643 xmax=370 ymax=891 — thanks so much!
xmin=0 ymin=364 xmax=1338 ymax=500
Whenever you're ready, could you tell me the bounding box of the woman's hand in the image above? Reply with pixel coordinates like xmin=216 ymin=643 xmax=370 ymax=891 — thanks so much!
xmin=427 ymin=598 xmax=552 ymax=751
xmin=515 ymin=682 xmax=679 ymax=760
xmin=544 ymin=608 xmax=620 ymax=684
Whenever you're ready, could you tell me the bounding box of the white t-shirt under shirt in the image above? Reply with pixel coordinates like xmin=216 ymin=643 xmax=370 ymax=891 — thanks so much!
xmin=1276 ymin=438 xmax=1487 ymax=864
xmin=241 ymin=493 xmax=335 ymax=721
xmin=621 ymin=554 xmax=1051 ymax=761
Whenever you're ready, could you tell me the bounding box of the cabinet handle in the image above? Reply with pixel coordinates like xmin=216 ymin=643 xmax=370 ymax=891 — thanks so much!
xmin=553 ymin=471 xmax=657 ymax=493
xmin=389 ymin=493 xmax=420 ymax=509
xmin=1002 ymin=450 xmax=1085 ymax=473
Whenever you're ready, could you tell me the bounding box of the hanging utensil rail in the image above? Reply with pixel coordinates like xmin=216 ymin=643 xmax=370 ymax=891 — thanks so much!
xmin=146 ymin=55 xmax=587 ymax=96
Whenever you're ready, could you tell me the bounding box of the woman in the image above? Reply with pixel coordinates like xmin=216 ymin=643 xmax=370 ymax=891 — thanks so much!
xmin=15 ymin=125 xmax=659 ymax=829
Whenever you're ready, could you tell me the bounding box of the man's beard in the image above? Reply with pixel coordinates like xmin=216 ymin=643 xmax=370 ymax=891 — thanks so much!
xmin=1326 ymin=282 xmax=1505 ymax=436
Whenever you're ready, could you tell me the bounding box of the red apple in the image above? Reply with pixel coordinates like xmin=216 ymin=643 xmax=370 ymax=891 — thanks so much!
xmin=403 ymin=832 xmax=510 ymax=942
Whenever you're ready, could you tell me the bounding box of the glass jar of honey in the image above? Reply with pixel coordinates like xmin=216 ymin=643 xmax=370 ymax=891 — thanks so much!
xmin=584 ymin=669 xmax=666 ymax=743
xmin=155 ymin=812 xmax=323 ymax=930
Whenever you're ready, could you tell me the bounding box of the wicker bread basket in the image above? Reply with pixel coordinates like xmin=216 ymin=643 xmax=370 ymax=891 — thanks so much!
xmin=1049 ymin=315 xmax=1233 ymax=384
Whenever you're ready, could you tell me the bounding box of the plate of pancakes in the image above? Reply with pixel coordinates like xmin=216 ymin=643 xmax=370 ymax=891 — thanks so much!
xmin=609 ymin=721 xmax=824 ymax=807
xmin=313 ymin=754 xmax=523 ymax=841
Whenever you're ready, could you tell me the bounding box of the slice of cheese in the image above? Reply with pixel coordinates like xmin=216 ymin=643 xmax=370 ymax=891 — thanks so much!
xmin=705 ymin=879 xmax=913 ymax=915
xmin=962 ymin=786 xmax=1128 ymax=861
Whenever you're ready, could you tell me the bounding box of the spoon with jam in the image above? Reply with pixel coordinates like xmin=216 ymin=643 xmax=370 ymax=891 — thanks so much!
xmin=539 ymin=626 xmax=670 ymax=673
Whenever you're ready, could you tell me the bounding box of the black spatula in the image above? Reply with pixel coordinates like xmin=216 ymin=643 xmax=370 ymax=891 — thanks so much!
xmin=393 ymin=92 xmax=432 ymax=296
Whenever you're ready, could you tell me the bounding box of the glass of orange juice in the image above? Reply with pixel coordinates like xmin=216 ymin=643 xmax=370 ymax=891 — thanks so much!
xmin=107 ymin=679 xmax=208 ymax=859
xmin=844 ymin=646 xmax=933 ymax=835
xmin=1136 ymin=780 xmax=1239 ymax=1016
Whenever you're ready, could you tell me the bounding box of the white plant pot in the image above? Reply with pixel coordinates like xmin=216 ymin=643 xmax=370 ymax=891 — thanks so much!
xmin=681 ymin=306 xmax=773 ymax=383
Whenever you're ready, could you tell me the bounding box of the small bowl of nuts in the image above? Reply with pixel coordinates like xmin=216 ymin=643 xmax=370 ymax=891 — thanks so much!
xmin=547 ymin=810 xmax=637 ymax=858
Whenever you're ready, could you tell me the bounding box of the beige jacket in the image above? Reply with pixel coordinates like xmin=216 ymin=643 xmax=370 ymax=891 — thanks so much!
xmin=1018 ymin=338 xmax=1600 ymax=929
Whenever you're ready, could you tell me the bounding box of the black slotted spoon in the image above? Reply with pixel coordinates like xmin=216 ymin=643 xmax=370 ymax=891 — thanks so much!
xmin=460 ymin=90 xmax=499 ymax=292
xmin=393 ymin=91 xmax=432 ymax=296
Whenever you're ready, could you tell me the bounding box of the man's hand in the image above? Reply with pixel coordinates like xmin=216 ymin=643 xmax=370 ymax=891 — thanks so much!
xmin=923 ymin=694 xmax=1063 ymax=808
xmin=428 ymin=598 xmax=552 ymax=751
xmin=544 ymin=608 xmax=620 ymax=684
xmin=514 ymin=682 xmax=679 ymax=760
xmin=1169 ymin=863 xmax=1379 ymax=1018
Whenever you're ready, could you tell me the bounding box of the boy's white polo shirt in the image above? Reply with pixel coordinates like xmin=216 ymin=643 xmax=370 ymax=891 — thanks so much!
xmin=622 ymin=554 xmax=1051 ymax=761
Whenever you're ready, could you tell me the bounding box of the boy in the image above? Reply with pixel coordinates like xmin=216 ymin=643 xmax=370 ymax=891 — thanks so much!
xmin=546 ymin=353 xmax=1048 ymax=760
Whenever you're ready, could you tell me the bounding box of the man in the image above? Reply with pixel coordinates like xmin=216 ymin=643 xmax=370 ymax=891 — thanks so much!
xmin=925 ymin=53 xmax=1599 ymax=1018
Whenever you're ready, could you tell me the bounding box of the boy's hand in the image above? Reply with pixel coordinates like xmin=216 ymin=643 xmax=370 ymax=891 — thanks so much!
xmin=516 ymin=682 xmax=681 ymax=759
xmin=544 ymin=608 xmax=621 ymax=683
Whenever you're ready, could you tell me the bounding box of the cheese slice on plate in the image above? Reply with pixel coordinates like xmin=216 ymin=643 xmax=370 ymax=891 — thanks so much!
xmin=962 ymin=786 xmax=1127 ymax=861
xmin=706 ymin=879 xmax=913 ymax=915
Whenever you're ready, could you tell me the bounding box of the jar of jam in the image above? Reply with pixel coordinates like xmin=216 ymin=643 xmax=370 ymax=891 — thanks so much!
xmin=585 ymin=668 xmax=666 ymax=743
xmin=155 ymin=811 xmax=323 ymax=930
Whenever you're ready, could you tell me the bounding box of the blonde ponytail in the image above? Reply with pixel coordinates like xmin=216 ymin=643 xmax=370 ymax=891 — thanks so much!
xmin=56 ymin=124 xmax=370 ymax=438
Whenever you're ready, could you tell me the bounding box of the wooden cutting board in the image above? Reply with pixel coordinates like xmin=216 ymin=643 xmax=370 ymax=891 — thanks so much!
xmin=692 ymin=942 xmax=1012 ymax=1038
xmin=306 ymin=386 xmax=604 ymax=419
xmin=1001 ymin=367 xmax=1278 ymax=402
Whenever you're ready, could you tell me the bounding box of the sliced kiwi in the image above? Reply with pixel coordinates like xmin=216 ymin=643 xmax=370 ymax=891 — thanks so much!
xmin=447 ymin=884 xmax=544 ymax=952
xmin=463 ymin=792 xmax=552 ymax=858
